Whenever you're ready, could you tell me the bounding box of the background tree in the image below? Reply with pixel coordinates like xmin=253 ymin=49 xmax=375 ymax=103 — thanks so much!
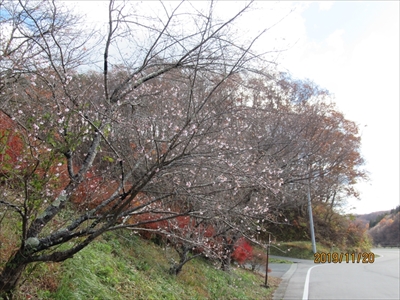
xmin=237 ymin=74 xmax=368 ymax=247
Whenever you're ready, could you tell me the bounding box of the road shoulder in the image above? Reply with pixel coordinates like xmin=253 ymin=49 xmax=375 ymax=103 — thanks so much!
xmin=272 ymin=263 xmax=297 ymax=300
xmin=272 ymin=256 xmax=314 ymax=300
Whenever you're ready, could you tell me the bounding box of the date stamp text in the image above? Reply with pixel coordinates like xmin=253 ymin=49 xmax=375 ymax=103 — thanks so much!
xmin=314 ymin=252 xmax=375 ymax=263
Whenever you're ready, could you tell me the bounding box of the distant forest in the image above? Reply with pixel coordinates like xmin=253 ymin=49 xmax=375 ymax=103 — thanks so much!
xmin=359 ymin=206 xmax=400 ymax=247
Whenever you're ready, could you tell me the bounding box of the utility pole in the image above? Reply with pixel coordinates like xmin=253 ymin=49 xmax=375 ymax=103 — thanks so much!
xmin=307 ymin=178 xmax=317 ymax=254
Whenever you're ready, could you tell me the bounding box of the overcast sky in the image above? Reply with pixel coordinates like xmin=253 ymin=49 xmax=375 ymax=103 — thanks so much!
xmin=71 ymin=1 xmax=399 ymax=215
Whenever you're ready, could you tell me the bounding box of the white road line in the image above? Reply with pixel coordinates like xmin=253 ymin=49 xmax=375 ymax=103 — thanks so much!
xmin=302 ymin=264 xmax=324 ymax=300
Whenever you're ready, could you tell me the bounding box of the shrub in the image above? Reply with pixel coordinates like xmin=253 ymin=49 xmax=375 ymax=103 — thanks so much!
xmin=232 ymin=238 xmax=253 ymax=265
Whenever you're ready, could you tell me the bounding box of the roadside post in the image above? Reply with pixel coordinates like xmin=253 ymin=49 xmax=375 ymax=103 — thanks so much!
xmin=262 ymin=234 xmax=271 ymax=288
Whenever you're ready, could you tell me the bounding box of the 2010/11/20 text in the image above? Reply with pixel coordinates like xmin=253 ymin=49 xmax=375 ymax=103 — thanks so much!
xmin=314 ymin=252 xmax=375 ymax=263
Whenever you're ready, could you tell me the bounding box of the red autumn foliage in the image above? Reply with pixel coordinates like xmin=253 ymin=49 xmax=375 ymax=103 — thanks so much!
xmin=70 ymin=171 xmax=142 ymax=214
xmin=0 ymin=112 xmax=25 ymax=174
xmin=71 ymin=171 xmax=110 ymax=208
xmin=231 ymin=238 xmax=253 ymax=264
xmin=131 ymin=213 xmax=169 ymax=240
xmin=0 ymin=112 xmax=133 ymax=213
xmin=130 ymin=212 xmax=218 ymax=253
xmin=132 ymin=214 xmax=195 ymax=240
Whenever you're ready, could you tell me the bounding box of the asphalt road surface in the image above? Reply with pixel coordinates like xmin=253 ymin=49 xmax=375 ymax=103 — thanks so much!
xmin=306 ymin=248 xmax=399 ymax=299
xmin=272 ymin=249 xmax=399 ymax=299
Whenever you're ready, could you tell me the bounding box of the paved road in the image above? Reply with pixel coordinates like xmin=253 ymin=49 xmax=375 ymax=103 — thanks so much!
xmin=308 ymin=248 xmax=399 ymax=299
xmin=273 ymin=248 xmax=400 ymax=300
xmin=248 ymin=256 xmax=294 ymax=279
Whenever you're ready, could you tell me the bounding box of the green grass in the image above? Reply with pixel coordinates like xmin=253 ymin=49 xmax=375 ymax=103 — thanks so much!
xmin=270 ymin=241 xmax=332 ymax=260
xmin=269 ymin=257 xmax=293 ymax=264
xmin=269 ymin=240 xmax=373 ymax=260
xmin=13 ymin=231 xmax=280 ymax=299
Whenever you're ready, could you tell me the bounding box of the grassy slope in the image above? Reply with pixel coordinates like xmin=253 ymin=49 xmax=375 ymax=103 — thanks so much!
xmin=12 ymin=231 xmax=280 ymax=300
xmin=4 ymin=220 xmax=369 ymax=299
xmin=269 ymin=240 xmax=372 ymax=260
xmin=269 ymin=241 xmax=332 ymax=260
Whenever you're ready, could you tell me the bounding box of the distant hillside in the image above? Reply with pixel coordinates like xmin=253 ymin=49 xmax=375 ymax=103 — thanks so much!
xmin=356 ymin=210 xmax=390 ymax=225
xmin=363 ymin=206 xmax=400 ymax=247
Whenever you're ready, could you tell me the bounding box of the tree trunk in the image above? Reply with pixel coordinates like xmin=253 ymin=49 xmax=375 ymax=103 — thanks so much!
xmin=0 ymin=253 xmax=27 ymax=300
xmin=220 ymin=235 xmax=236 ymax=272
xmin=221 ymin=254 xmax=232 ymax=271
xmin=169 ymin=244 xmax=190 ymax=276
xmin=169 ymin=262 xmax=184 ymax=276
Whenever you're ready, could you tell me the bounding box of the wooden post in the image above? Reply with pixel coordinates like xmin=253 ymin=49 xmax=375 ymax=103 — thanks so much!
xmin=263 ymin=234 xmax=271 ymax=288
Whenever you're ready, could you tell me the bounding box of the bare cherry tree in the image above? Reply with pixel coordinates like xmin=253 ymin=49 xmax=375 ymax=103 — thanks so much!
xmin=0 ymin=0 xmax=282 ymax=297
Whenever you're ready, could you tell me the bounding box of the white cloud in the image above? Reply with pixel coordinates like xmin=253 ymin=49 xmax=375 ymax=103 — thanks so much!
xmin=326 ymin=29 xmax=345 ymax=55
xmin=319 ymin=1 xmax=334 ymax=11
